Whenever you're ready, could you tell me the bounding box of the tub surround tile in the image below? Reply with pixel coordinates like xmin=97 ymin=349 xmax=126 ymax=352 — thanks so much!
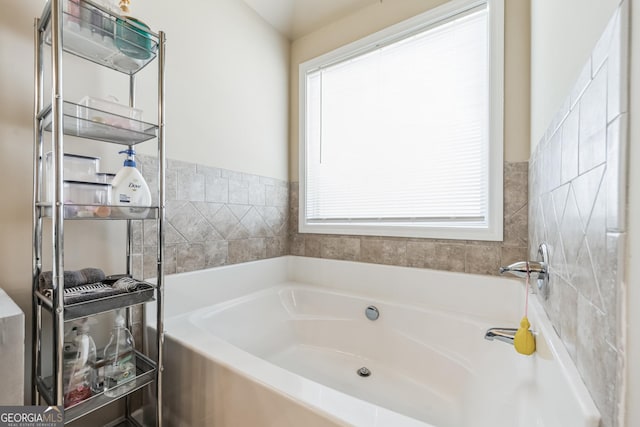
xmin=555 ymin=280 xmax=579 ymax=360
xmin=504 ymin=162 xmax=528 ymax=215
xmin=210 ymin=205 xmax=240 ymax=239
xmin=143 ymin=245 xmax=177 ymax=279
xmin=289 ymin=234 xmax=305 ymax=256
xmin=228 ymin=238 xmax=267 ymax=264
xmin=322 ymin=236 xmax=361 ymax=262
xmin=266 ymin=236 xmax=287 ymax=259
xmin=192 ymin=202 xmax=224 ymax=222
xmin=135 ymin=154 xmax=289 ymax=278
xmin=500 ymin=246 xmax=527 ymax=270
xmin=304 ymin=235 xmax=322 ymax=258
xmin=205 ymin=240 xmax=228 ymax=268
xmin=177 ymin=169 xmax=205 ymax=202
xmin=205 ymin=176 xmax=229 ymax=203
xmin=465 ymin=245 xmax=501 ymax=275
xmin=559 ymin=188 xmax=585 ymax=276
xmin=228 ymin=204 xmax=252 ymax=220
xmin=503 ymin=205 xmax=528 ymax=247
xmin=227 ymin=223 xmax=251 ymax=240
xmin=528 ymin=5 xmax=628 ymax=426
xmin=578 ymin=65 xmax=608 ymax=174
xmin=132 ymin=220 xmax=143 ymax=253
xmin=572 ymin=165 xmax=605 ymax=230
xmin=576 ymin=295 xmax=618 ymax=427
xmin=431 ymin=243 xmax=466 ymax=272
xmin=361 ymin=238 xmax=407 ymax=266
xmin=288 ymin=161 xmax=527 ymax=276
xmin=196 ymin=164 xmax=222 ymax=178
xmin=406 ymin=240 xmax=436 ymax=269
xmin=228 ymin=179 xmax=250 ymax=204
xmin=561 ymin=108 xmax=580 ymax=184
xmin=249 ymin=183 xmax=266 ymax=206
xmin=266 ymin=183 xmax=289 ymax=207
xmin=603 ymin=232 xmax=625 ymax=351
xmin=606 ymin=114 xmax=628 ymax=232
xmin=131 ymin=254 xmax=143 ymax=281
xmin=240 ymin=207 xmax=271 ymax=238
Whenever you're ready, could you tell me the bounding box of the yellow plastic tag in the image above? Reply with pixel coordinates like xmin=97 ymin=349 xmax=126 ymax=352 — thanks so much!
xmin=514 ymin=316 xmax=536 ymax=355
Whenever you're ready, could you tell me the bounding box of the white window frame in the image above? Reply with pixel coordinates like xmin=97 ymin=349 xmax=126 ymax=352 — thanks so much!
xmin=298 ymin=0 xmax=504 ymax=241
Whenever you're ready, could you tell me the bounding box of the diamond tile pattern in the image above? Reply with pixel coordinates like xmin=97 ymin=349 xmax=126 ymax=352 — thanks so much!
xmin=528 ymin=6 xmax=628 ymax=427
xmin=134 ymin=155 xmax=289 ymax=279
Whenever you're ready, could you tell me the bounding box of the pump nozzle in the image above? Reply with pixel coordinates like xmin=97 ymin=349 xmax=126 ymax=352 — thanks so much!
xmin=118 ymin=149 xmax=136 ymax=167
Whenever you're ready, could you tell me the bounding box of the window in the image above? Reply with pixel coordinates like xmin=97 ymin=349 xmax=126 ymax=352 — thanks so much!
xmin=299 ymin=0 xmax=504 ymax=240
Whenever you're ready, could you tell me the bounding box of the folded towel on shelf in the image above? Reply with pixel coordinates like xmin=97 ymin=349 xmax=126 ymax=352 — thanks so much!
xmin=38 ymin=268 xmax=106 ymax=292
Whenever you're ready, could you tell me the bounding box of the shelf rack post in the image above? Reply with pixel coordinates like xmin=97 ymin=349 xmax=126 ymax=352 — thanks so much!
xmin=50 ymin=0 xmax=66 ymax=407
xmin=31 ymin=16 xmax=44 ymax=406
xmin=155 ymin=30 xmax=167 ymax=427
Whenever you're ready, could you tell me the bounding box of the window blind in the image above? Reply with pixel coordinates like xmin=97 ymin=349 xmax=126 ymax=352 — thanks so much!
xmin=304 ymin=7 xmax=489 ymax=225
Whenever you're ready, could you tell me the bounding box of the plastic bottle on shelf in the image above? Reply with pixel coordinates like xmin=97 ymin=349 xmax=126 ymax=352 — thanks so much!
xmin=99 ymin=0 xmax=118 ymax=48
xmin=115 ymin=0 xmax=152 ymax=60
xmin=62 ymin=324 xmax=79 ymax=401
xmin=63 ymin=320 xmax=97 ymax=408
xmin=111 ymin=148 xmax=151 ymax=218
xmin=103 ymin=312 xmax=137 ymax=397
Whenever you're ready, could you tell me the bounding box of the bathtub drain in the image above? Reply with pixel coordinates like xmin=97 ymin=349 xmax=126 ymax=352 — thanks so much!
xmin=357 ymin=367 xmax=371 ymax=377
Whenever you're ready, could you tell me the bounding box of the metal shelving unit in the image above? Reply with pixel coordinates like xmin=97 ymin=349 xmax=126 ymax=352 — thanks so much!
xmin=32 ymin=0 xmax=165 ymax=425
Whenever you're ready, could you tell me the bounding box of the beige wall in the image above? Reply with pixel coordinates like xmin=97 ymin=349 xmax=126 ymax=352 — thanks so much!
xmin=289 ymin=0 xmax=531 ymax=181
xmin=530 ymin=0 xmax=619 ymax=148
xmin=135 ymin=0 xmax=290 ymax=180
xmin=0 ymin=0 xmax=288 ymax=403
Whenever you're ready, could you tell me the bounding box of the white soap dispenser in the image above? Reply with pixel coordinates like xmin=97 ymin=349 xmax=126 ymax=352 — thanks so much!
xmin=111 ymin=149 xmax=151 ymax=217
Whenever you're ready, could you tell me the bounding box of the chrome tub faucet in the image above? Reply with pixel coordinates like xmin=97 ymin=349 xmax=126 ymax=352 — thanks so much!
xmin=484 ymin=243 xmax=550 ymax=346
xmin=484 ymin=327 xmax=518 ymax=344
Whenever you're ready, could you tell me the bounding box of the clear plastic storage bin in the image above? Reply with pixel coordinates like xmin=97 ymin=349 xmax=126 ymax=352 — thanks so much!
xmin=63 ymin=181 xmax=111 ymax=205
xmin=62 ymin=180 xmax=112 ymax=218
xmin=44 ymin=152 xmax=101 ymax=202
xmin=95 ymin=172 xmax=116 ymax=184
xmin=78 ymin=96 xmax=143 ymax=131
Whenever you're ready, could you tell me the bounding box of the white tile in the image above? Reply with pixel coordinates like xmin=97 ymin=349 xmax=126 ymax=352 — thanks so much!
xmin=578 ymin=66 xmax=608 ymax=174
xmin=606 ymin=114 xmax=628 ymax=232
xmin=571 ymin=164 xmax=605 ymax=231
xmin=561 ymin=107 xmax=580 ymax=184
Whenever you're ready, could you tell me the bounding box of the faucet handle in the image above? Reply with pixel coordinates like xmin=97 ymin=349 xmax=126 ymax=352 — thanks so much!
xmin=500 ymin=244 xmax=551 ymax=300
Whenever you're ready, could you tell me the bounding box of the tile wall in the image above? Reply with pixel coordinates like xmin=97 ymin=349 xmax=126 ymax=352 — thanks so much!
xmin=130 ymin=155 xmax=289 ymax=279
xmin=288 ymin=161 xmax=528 ymax=276
xmin=528 ymin=4 xmax=628 ymax=427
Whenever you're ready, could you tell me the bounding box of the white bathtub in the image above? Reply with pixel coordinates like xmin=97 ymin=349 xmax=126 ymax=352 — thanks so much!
xmin=152 ymin=256 xmax=600 ymax=427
